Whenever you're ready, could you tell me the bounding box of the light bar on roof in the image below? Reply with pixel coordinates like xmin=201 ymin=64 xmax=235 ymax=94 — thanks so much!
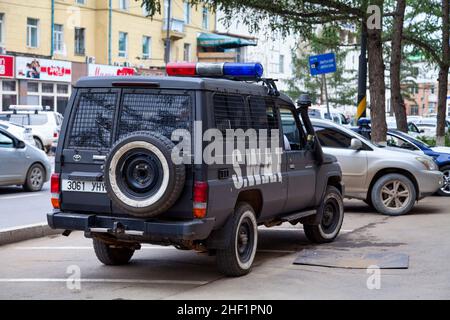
xmin=166 ymin=62 xmax=264 ymax=79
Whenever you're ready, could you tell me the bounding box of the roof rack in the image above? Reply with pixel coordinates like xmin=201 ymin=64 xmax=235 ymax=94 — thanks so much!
xmin=259 ymin=78 xmax=280 ymax=96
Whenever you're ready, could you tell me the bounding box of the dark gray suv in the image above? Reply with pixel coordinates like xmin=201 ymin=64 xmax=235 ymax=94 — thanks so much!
xmin=48 ymin=63 xmax=344 ymax=276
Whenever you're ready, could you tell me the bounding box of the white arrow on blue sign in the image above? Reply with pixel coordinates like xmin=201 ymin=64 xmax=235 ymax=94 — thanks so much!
xmin=309 ymin=53 xmax=337 ymax=76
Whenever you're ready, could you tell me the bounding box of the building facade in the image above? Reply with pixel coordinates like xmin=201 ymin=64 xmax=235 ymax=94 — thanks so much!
xmin=0 ymin=0 xmax=216 ymax=113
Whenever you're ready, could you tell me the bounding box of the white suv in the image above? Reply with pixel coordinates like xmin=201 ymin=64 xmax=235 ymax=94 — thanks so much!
xmin=0 ymin=105 xmax=63 ymax=152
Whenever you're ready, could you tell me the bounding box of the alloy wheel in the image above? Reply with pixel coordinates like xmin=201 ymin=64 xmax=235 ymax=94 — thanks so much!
xmin=380 ymin=180 xmax=411 ymax=209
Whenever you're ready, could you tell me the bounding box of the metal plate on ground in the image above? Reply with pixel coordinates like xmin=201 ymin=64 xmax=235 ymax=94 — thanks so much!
xmin=293 ymin=249 xmax=409 ymax=269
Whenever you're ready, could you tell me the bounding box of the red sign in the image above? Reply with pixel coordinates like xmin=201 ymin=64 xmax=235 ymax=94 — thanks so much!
xmin=88 ymin=64 xmax=135 ymax=77
xmin=0 ymin=55 xmax=14 ymax=78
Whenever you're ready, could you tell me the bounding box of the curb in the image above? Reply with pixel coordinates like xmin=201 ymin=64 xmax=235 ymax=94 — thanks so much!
xmin=0 ymin=223 xmax=62 ymax=246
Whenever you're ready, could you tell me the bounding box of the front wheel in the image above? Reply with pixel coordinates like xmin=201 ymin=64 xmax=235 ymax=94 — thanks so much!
xmin=304 ymin=186 xmax=344 ymax=243
xmin=216 ymin=203 xmax=258 ymax=277
xmin=371 ymin=173 xmax=416 ymax=216
xmin=93 ymin=239 xmax=135 ymax=266
xmin=437 ymin=165 xmax=450 ymax=196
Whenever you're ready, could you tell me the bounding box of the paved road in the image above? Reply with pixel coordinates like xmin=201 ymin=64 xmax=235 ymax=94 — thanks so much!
xmin=1 ymin=196 xmax=449 ymax=299
xmin=0 ymin=182 xmax=51 ymax=229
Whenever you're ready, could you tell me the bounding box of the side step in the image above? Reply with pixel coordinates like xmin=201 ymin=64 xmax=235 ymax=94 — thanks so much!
xmin=280 ymin=209 xmax=316 ymax=222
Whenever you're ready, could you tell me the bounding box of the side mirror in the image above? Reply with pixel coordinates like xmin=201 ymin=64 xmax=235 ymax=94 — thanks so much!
xmin=350 ymin=138 xmax=363 ymax=150
xmin=419 ymin=129 xmax=425 ymax=133
xmin=15 ymin=140 xmax=26 ymax=149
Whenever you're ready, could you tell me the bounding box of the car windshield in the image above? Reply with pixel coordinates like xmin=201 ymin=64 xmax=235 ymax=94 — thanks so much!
xmin=392 ymin=130 xmax=431 ymax=148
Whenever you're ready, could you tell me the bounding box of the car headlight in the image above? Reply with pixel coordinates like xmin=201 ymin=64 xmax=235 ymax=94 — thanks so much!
xmin=415 ymin=156 xmax=438 ymax=171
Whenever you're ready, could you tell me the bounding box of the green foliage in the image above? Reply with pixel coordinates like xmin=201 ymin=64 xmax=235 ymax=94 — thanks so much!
xmin=416 ymin=134 xmax=450 ymax=147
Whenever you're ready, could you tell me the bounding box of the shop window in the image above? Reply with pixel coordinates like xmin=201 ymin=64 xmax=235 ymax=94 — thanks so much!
xmin=2 ymin=81 xmax=16 ymax=92
xmin=2 ymin=95 xmax=16 ymax=111
xmin=42 ymin=96 xmax=54 ymax=110
xmin=27 ymin=82 xmax=39 ymax=93
xmin=42 ymin=83 xmax=54 ymax=93
xmin=57 ymin=84 xmax=69 ymax=94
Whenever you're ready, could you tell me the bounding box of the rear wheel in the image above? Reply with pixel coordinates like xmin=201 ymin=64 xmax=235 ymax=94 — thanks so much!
xmin=371 ymin=173 xmax=416 ymax=216
xmin=437 ymin=165 xmax=450 ymax=196
xmin=216 ymin=203 xmax=258 ymax=277
xmin=304 ymin=186 xmax=344 ymax=243
xmin=93 ymin=239 xmax=135 ymax=266
xmin=33 ymin=137 xmax=44 ymax=151
xmin=23 ymin=163 xmax=45 ymax=192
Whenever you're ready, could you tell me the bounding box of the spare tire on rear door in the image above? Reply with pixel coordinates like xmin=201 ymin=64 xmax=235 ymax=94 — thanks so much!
xmin=104 ymin=131 xmax=185 ymax=218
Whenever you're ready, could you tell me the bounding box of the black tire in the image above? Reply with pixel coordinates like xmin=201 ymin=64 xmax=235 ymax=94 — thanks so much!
xmin=437 ymin=165 xmax=450 ymax=196
xmin=93 ymin=239 xmax=134 ymax=266
xmin=304 ymin=186 xmax=344 ymax=243
xmin=33 ymin=137 xmax=44 ymax=151
xmin=364 ymin=197 xmax=373 ymax=208
xmin=23 ymin=163 xmax=45 ymax=192
xmin=216 ymin=203 xmax=258 ymax=277
xmin=371 ymin=173 xmax=416 ymax=216
xmin=104 ymin=131 xmax=185 ymax=218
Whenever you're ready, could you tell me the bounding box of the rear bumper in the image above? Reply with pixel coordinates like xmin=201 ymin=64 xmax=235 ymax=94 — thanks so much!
xmin=47 ymin=210 xmax=216 ymax=241
xmin=416 ymin=170 xmax=443 ymax=199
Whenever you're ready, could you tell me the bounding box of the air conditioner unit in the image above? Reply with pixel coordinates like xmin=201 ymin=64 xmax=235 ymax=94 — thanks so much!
xmin=0 ymin=46 xmax=6 ymax=54
xmin=85 ymin=56 xmax=96 ymax=64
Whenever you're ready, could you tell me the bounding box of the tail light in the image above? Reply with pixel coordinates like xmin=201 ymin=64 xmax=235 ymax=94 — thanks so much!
xmin=193 ymin=181 xmax=208 ymax=218
xmin=51 ymin=173 xmax=61 ymax=209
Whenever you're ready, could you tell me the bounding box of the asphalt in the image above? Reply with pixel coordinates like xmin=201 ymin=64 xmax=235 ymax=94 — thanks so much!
xmin=0 ymin=196 xmax=449 ymax=299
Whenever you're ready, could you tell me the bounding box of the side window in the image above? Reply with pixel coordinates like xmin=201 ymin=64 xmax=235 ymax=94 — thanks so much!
xmin=213 ymin=94 xmax=248 ymax=132
xmin=279 ymin=107 xmax=301 ymax=151
xmin=68 ymin=90 xmax=117 ymax=150
xmin=8 ymin=114 xmax=28 ymax=126
xmin=315 ymin=126 xmax=352 ymax=148
xmin=0 ymin=131 xmax=14 ymax=148
xmin=29 ymin=114 xmax=48 ymax=125
xmin=248 ymin=97 xmax=278 ymax=131
xmin=387 ymin=134 xmax=418 ymax=151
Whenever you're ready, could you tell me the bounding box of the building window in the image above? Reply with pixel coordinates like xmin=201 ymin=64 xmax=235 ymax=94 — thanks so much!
xmin=74 ymin=28 xmax=85 ymax=55
xmin=184 ymin=1 xmax=191 ymax=24
xmin=53 ymin=24 xmax=64 ymax=53
xmin=76 ymin=0 xmax=86 ymax=4
xmin=202 ymin=7 xmax=209 ymax=29
xmin=183 ymin=43 xmax=191 ymax=62
xmin=0 ymin=80 xmax=18 ymax=111
xmin=279 ymin=54 xmax=285 ymax=73
xmin=410 ymin=105 xmax=419 ymax=116
xmin=142 ymin=5 xmax=149 ymax=16
xmin=142 ymin=36 xmax=151 ymax=59
xmin=26 ymin=82 xmax=70 ymax=113
xmin=118 ymin=32 xmax=128 ymax=58
xmin=430 ymin=85 xmax=435 ymax=94
xmin=119 ymin=0 xmax=129 ymax=10
xmin=0 ymin=13 xmax=4 ymax=45
xmin=27 ymin=18 xmax=39 ymax=48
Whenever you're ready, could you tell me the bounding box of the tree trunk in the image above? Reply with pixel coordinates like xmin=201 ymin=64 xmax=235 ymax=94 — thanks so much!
xmin=367 ymin=11 xmax=387 ymax=144
xmin=436 ymin=0 xmax=449 ymax=146
xmin=390 ymin=0 xmax=408 ymax=132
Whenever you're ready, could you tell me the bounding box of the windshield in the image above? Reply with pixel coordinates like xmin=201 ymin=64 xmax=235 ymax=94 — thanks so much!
xmin=392 ymin=130 xmax=431 ymax=148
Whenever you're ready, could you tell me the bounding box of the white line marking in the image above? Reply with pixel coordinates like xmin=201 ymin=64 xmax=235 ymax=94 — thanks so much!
xmin=0 ymin=278 xmax=208 ymax=285
xmin=0 ymin=193 xmax=44 ymax=200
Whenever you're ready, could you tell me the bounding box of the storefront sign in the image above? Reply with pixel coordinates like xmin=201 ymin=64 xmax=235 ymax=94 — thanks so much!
xmin=0 ymin=55 xmax=15 ymax=78
xmin=16 ymin=57 xmax=72 ymax=82
xmin=88 ymin=64 xmax=135 ymax=77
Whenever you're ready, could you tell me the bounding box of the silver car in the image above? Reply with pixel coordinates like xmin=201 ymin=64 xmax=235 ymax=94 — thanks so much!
xmin=312 ymin=119 xmax=443 ymax=216
xmin=0 ymin=127 xmax=51 ymax=191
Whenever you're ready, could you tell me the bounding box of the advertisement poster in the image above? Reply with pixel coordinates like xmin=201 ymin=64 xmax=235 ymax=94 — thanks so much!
xmin=0 ymin=55 xmax=15 ymax=78
xmin=88 ymin=63 xmax=135 ymax=77
xmin=15 ymin=57 xmax=72 ymax=82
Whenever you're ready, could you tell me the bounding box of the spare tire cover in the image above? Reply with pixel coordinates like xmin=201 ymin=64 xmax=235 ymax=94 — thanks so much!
xmin=104 ymin=131 xmax=185 ymax=217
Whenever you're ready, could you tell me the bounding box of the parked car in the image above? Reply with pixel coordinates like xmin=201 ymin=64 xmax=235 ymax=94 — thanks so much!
xmin=311 ymin=119 xmax=443 ymax=216
xmin=308 ymin=107 xmax=350 ymax=126
xmin=47 ymin=63 xmax=345 ymax=277
xmin=0 ymin=120 xmax=35 ymax=146
xmin=353 ymin=126 xmax=450 ymax=197
xmin=385 ymin=117 xmax=424 ymax=138
xmin=0 ymin=105 xmax=63 ymax=152
xmin=408 ymin=117 xmax=450 ymax=138
xmin=0 ymin=127 xmax=51 ymax=191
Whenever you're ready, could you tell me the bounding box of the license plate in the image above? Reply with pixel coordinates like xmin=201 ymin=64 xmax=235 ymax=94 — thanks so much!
xmin=62 ymin=179 xmax=107 ymax=193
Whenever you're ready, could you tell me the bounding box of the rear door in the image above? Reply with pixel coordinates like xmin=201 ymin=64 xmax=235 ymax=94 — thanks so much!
xmin=60 ymin=88 xmax=120 ymax=213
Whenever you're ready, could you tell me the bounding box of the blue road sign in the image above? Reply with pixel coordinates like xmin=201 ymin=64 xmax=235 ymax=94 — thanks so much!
xmin=309 ymin=53 xmax=337 ymax=76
